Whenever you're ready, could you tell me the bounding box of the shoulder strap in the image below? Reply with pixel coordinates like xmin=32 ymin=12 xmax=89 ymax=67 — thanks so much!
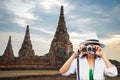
xmin=77 ymin=57 xmax=80 ymax=80
xmin=77 ymin=50 xmax=81 ymax=80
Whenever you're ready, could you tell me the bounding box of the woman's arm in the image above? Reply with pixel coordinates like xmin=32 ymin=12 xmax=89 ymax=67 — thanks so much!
xmin=59 ymin=52 xmax=77 ymax=74
xmin=95 ymin=45 xmax=113 ymax=68
xmin=102 ymin=54 xmax=118 ymax=76
xmin=59 ymin=45 xmax=84 ymax=74
xmin=95 ymin=45 xmax=118 ymax=76
xmin=101 ymin=54 xmax=113 ymax=68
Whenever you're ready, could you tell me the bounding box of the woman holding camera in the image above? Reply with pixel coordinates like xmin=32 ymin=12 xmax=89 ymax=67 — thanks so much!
xmin=59 ymin=33 xmax=118 ymax=80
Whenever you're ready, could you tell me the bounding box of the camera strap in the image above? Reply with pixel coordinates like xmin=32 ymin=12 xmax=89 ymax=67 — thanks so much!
xmin=77 ymin=50 xmax=81 ymax=80
xmin=77 ymin=57 xmax=80 ymax=80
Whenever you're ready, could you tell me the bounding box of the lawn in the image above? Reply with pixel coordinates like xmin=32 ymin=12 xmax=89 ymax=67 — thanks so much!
xmin=0 ymin=70 xmax=59 ymax=77
xmin=0 ymin=70 xmax=119 ymax=80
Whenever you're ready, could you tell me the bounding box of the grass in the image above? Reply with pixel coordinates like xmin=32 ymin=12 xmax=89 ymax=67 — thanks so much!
xmin=0 ymin=70 xmax=59 ymax=77
xmin=0 ymin=70 xmax=119 ymax=80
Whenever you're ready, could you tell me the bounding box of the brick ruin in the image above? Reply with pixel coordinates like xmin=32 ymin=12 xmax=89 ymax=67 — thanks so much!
xmin=48 ymin=6 xmax=73 ymax=66
xmin=0 ymin=6 xmax=73 ymax=69
xmin=0 ymin=36 xmax=15 ymax=63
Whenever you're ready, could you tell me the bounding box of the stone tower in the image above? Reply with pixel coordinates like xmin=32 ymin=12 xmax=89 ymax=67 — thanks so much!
xmin=18 ymin=25 xmax=35 ymax=59
xmin=48 ymin=6 xmax=73 ymax=66
xmin=1 ymin=36 xmax=15 ymax=62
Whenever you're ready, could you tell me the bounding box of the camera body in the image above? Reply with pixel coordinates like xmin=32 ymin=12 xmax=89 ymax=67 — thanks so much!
xmin=82 ymin=45 xmax=96 ymax=54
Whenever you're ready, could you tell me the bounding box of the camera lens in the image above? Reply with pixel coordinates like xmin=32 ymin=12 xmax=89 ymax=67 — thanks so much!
xmin=87 ymin=47 xmax=92 ymax=52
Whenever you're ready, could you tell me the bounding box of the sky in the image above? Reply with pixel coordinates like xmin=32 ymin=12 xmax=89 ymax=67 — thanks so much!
xmin=0 ymin=0 xmax=120 ymax=61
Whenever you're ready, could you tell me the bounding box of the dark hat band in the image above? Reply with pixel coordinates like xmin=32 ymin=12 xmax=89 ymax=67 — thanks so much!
xmin=86 ymin=39 xmax=99 ymax=42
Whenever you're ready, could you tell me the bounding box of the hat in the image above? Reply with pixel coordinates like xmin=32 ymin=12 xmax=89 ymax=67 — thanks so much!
xmin=80 ymin=33 xmax=105 ymax=48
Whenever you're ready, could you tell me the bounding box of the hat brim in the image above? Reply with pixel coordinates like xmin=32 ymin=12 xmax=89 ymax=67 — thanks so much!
xmin=80 ymin=41 xmax=105 ymax=48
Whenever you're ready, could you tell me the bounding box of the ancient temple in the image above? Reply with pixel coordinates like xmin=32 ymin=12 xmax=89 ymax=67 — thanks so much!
xmin=1 ymin=36 xmax=15 ymax=62
xmin=0 ymin=5 xmax=73 ymax=69
xmin=48 ymin=6 xmax=73 ymax=66
xmin=18 ymin=25 xmax=35 ymax=60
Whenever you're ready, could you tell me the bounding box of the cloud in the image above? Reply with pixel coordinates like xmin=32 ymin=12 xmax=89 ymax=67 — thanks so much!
xmin=5 ymin=0 xmax=36 ymax=20
xmin=102 ymin=34 xmax=120 ymax=47
xmin=70 ymin=32 xmax=100 ymax=50
xmin=31 ymin=34 xmax=52 ymax=55
xmin=0 ymin=0 xmax=120 ymax=61
xmin=37 ymin=0 xmax=74 ymax=14
xmin=66 ymin=2 xmax=120 ymax=37
xmin=31 ymin=26 xmax=54 ymax=35
xmin=0 ymin=31 xmax=51 ymax=56
xmin=0 ymin=32 xmax=24 ymax=56
xmin=101 ymin=34 xmax=120 ymax=61
xmin=13 ymin=18 xmax=27 ymax=27
xmin=0 ymin=0 xmax=75 ymax=29
xmin=1 ymin=0 xmax=37 ymax=27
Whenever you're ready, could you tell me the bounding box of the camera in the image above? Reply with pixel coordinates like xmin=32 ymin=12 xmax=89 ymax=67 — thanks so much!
xmin=82 ymin=45 xmax=96 ymax=53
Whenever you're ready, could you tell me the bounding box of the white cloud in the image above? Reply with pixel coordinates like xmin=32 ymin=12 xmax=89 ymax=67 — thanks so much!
xmin=5 ymin=0 xmax=36 ymax=20
xmin=0 ymin=32 xmax=24 ymax=56
xmin=70 ymin=32 xmax=90 ymax=39
xmin=31 ymin=34 xmax=52 ymax=55
xmin=67 ymin=15 xmax=77 ymax=19
xmin=70 ymin=32 xmax=99 ymax=51
xmin=31 ymin=26 xmax=54 ymax=35
xmin=69 ymin=32 xmax=85 ymax=49
xmin=112 ymin=34 xmax=120 ymax=38
xmin=68 ymin=17 xmax=96 ymax=31
xmin=0 ymin=32 xmax=52 ymax=56
xmin=2 ymin=0 xmax=74 ymax=27
xmin=101 ymin=34 xmax=120 ymax=48
xmin=31 ymin=34 xmax=51 ymax=43
xmin=4 ymin=0 xmax=37 ymax=27
xmin=13 ymin=18 xmax=27 ymax=27
xmin=37 ymin=0 xmax=74 ymax=14
xmin=100 ymin=34 xmax=120 ymax=61
xmin=0 ymin=0 xmax=120 ymax=61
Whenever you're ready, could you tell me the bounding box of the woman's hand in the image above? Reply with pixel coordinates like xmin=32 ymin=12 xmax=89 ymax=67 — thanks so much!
xmin=73 ymin=44 xmax=85 ymax=58
xmin=93 ymin=45 xmax=104 ymax=57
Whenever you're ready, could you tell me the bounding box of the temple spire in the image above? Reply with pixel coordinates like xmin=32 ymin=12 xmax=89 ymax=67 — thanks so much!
xmin=25 ymin=25 xmax=30 ymax=37
xmin=18 ymin=25 xmax=35 ymax=59
xmin=2 ymin=36 xmax=15 ymax=62
xmin=7 ymin=36 xmax=11 ymax=48
xmin=58 ymin=5 xmax=65 ymax=25
xmin=48 ymin=5 xmax=73 ymax=66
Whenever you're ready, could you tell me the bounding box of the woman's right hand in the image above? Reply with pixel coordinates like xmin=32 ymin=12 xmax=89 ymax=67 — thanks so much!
xmin=73 ymin=44 xmax=85 ymax=58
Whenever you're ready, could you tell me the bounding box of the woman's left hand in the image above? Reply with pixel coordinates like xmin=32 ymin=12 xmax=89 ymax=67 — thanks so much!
xmin=93 ymin=45 xmax=104 ymax=57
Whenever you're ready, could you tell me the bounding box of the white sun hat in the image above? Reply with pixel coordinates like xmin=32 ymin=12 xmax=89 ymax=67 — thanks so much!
xmin=80 ymin=33 xmax=105 ymax=48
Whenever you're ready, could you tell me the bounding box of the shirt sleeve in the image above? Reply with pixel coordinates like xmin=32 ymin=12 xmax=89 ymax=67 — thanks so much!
xmin=104 ymin=63 xmax=118 ymax=77
xmin=62 ymin=59 xmax=77 ymax=76
xmin=103 ymin=61 xmax=118 ymax=77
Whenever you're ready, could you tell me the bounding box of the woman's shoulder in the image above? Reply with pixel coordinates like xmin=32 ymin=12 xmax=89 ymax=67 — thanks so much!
xmin=95 ymin=57 xmax=105 ymax=64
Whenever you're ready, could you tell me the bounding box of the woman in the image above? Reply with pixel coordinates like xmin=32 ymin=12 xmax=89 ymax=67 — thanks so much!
xmin=59 ymin=33 xmax=118 ymax=80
